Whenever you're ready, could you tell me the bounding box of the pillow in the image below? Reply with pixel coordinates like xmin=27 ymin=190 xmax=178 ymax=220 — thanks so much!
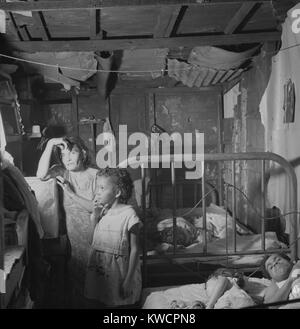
xmin=191 ymin=203 xmax=252 ymax=239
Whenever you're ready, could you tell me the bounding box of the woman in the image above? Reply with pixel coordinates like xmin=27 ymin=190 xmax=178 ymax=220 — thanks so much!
xmin=37 ymin=136 xmax=99 ymax=307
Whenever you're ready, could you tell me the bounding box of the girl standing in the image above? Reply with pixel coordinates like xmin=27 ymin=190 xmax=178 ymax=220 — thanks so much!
xmin=84 ymin=168 xmax=142 ymax=307
xmin=37 ymin=136 xmax=98 ymax=307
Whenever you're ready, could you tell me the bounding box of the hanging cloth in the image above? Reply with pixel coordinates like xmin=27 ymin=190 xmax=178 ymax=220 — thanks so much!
xmin=101 ymin=117 xmax=116 ymax=168
xmin=259 ymin=3 xmax=300 ymax=234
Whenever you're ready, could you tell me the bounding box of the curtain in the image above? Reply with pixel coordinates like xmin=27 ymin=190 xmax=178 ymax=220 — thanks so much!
xmin=259 ymin=3 xmax=300 ymax=234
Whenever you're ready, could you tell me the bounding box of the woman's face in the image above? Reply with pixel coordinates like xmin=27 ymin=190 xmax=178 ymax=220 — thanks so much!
xmin=61 ymin=145 xmax=82 ymax=171
xmin=265 ymin=254 xmax=293 ymax=282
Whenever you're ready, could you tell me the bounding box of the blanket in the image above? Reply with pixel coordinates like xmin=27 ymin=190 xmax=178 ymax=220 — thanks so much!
xmin=142 ymin=277 xmax=271 ymax=309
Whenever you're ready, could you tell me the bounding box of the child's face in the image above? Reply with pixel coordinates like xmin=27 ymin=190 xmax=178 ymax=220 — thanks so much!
xmin=265 ymin=254 xmax=292 ymax=282
xmin=95 ymin=176 xmax=119 ymax=207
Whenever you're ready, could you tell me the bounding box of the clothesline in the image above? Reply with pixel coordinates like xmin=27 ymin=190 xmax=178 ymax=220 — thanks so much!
xmin=0 ymin=41 xmax=299 ymax=74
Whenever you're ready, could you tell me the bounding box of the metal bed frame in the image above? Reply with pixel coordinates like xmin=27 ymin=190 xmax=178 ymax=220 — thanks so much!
xmin=120 ymin=152 xmax=298 ymax=287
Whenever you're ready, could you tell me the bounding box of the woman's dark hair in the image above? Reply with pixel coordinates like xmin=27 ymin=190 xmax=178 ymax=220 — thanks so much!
xmin=97 ymin=168 xmax=133 ymax=204
xmin=53 ymin=136 xmax=91 ymax=169
xmin=260 ymin=253 xmax=292 ymax=279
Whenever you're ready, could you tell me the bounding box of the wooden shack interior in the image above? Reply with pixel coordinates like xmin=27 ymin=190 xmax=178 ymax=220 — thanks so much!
xmin=0 ymin=0 xmax=300 ymax=309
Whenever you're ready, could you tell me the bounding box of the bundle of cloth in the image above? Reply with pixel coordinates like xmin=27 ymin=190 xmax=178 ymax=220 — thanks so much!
xmin=145 ymin=204 xmax=252 ymax=254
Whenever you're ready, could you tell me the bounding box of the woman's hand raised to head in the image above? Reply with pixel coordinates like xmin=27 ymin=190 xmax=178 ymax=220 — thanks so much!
xmin=48 ymin=137 xmax=68 ymax=150
xmin=36 ymin=137 xmax=67 ymax=178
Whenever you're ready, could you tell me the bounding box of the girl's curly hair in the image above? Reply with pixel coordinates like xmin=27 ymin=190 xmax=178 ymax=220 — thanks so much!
xmin=97 ymin=168 xmax=133 ymax=204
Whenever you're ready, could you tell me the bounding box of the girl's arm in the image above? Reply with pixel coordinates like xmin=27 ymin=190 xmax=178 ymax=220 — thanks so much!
xmin=206 ymin=276 xmax=231 ymax=309
xmin=36 ymin=138 xmax=67 ymax=179
xmin=122 ymin=224 xmax=140 ymax=298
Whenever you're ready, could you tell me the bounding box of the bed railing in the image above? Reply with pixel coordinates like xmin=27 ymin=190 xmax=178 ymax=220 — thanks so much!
xmin=119 ymin=152 xmax=298 ymax=285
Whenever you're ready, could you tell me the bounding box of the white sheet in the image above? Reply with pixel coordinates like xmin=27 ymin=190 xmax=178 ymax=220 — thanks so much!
xmin=142 ymin=277 xmax=271 ymax=309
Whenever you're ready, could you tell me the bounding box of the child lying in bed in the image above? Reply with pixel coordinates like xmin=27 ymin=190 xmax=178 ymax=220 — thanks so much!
xmin=262 ymin=253 xmax=300 ymax=308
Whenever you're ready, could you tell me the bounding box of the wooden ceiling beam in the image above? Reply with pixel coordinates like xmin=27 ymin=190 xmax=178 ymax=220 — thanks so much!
xmin=32 ymin=12 xmax=49 ymax=40
xmin=154 ymin=6 xmax=182 ymax=38
xmin=28 ymin=0 xmax=49 ymax=40
xmin=18 ymin=26 xmax=30 ymax=41
xmin=9 ymin=31 xmax=280 ymax=52
xmin=90 ymin=9 xmax=104 ymax=39
xmin=7 ymin=12 xmax=24 ymax=41
xmin=89 ymin=9 xmax=98 ymax=39
xmin=224 ymin=2 xmax=257 ymax=34
xmin=0 ymin=1 xmax=272 ymax=12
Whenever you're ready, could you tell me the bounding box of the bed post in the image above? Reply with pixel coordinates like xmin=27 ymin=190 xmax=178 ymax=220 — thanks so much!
xmin=232 ymin=160 xmax=237 ymax=252
xmin=261 ymin=160 xmax=266 ymax=251
xmin=141 ymin=164 xmax=147 ymax=287
xmin=171 ymin=161 xmax=177 ymax=254
xmin=202 ymin=170 xmax=207 ymax=254
xmin=0 ymin=168 xmax=4 ymax=308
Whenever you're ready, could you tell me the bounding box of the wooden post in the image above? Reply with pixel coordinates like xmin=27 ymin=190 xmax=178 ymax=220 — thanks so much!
xmin=71 ymin=88 xmax=79 ymax=136
xmin=0 ymin=168 xmax=4 ymax=309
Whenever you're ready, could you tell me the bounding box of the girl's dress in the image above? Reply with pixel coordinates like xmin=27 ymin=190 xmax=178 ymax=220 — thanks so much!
xmin=47 ymin=165 xmax=98 ymax=303
xmin=84 ymin=204 xmax=142 ymax=306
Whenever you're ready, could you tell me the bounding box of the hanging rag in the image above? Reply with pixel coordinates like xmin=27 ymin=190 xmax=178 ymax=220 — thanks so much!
xmin=101 ymin=117 xmax=116 ymax=168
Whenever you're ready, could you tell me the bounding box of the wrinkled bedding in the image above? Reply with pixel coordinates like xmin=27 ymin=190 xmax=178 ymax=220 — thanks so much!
xmin=145 ymin=204 xmax=245 ymax=252
xmin=145 ymin=204 xmax=286 ymax=262
xmin=142 ymin=277 xmax=271 ymax=309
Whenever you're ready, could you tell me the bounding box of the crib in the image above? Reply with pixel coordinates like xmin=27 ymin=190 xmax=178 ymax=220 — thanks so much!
xmin=119 ymin=151 xmax=299 ymax=307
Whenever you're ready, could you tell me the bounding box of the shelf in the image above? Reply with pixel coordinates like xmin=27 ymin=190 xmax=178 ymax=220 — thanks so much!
xmin=6 ymin=135 xmax=23 ymax=143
